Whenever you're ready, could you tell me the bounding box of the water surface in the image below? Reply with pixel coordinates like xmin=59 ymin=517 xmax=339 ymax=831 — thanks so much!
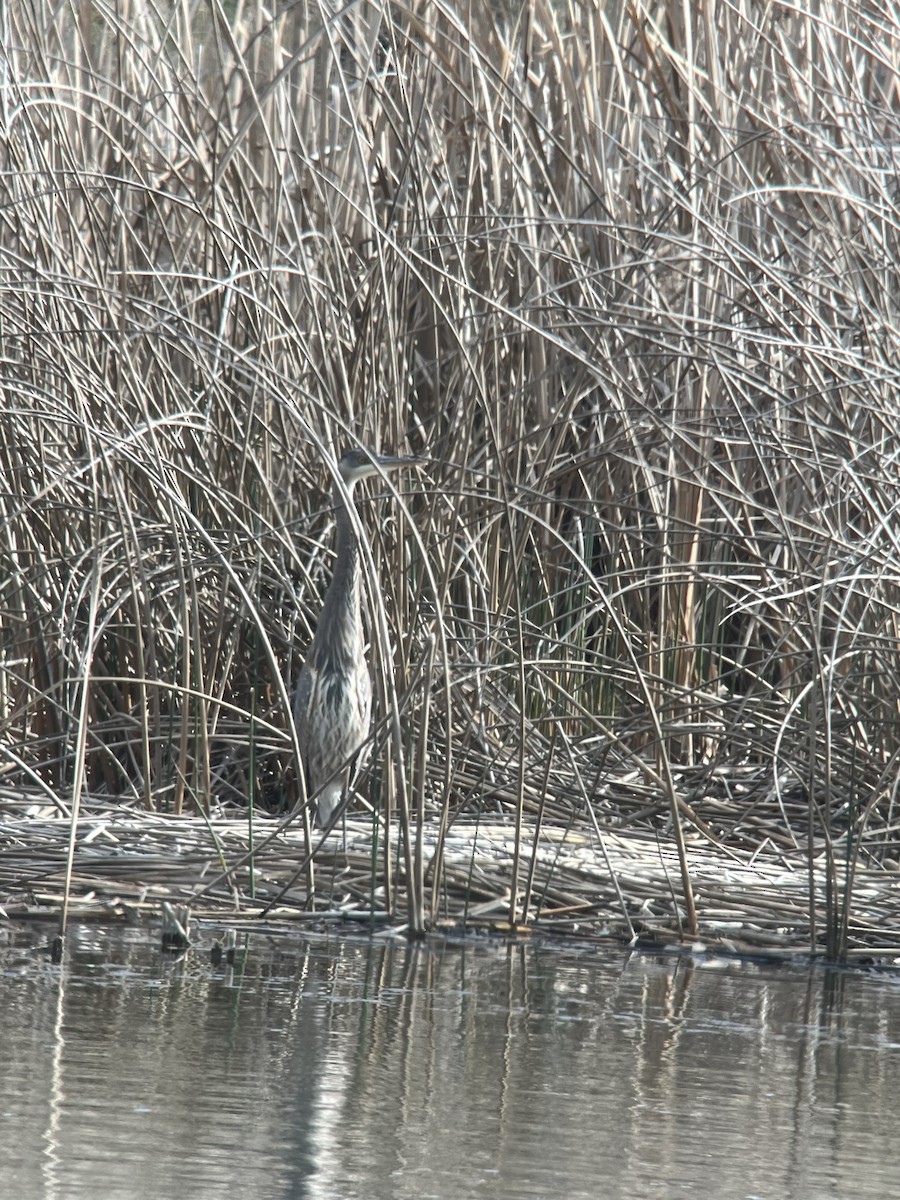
xmin=1 ymin=923 xmax=898 ymax=1199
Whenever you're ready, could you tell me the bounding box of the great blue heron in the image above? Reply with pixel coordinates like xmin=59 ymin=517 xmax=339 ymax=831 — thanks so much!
xmin=293 ymin=447 xmax=419 ymax=828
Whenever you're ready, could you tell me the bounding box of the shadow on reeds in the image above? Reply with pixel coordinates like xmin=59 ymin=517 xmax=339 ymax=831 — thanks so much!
xmin=1 ymin=1 xmax=899 ymax=962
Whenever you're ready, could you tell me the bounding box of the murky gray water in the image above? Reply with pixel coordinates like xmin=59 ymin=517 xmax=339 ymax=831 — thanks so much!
xmin=1 ymin=925 xmax=899 ymax=1200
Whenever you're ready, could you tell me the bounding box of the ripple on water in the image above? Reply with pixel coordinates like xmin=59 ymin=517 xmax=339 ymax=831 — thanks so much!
xmin=0 ymin=928 xmax=898 ymax=1199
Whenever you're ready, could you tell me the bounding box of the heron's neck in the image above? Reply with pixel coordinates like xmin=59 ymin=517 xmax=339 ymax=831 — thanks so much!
xmin=319 ymin=479 xmax=363 ymax=654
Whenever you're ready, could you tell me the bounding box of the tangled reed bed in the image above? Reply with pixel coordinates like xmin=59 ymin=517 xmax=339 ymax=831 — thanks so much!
xmin=2 ymin=780 xmax=899 ymax=962
xmin=2 ymin=2 xmax=900 ymax=961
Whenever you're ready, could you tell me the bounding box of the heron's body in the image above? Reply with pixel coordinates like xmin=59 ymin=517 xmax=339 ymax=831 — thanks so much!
xmin=293 ymin=449 xmax=417 ymax=828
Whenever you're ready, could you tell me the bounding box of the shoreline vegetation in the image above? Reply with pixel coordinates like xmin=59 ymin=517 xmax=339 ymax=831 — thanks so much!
xmin=2 ymin=1 xmax=900 ymax=962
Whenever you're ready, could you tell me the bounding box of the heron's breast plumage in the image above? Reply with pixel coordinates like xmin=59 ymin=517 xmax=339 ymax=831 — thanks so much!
xmin=292 ymin=462 xmax=402 ymax=826
xmin=295 ymin=647 xmax=372 ymax=794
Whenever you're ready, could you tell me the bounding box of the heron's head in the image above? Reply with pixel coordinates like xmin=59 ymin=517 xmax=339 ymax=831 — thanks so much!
xmin=337 ymin=447 xmax=421 ymax=485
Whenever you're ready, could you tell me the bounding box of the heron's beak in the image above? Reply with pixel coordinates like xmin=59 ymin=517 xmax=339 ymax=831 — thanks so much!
xmin=375 ymin=454 xmax=424 ymax=471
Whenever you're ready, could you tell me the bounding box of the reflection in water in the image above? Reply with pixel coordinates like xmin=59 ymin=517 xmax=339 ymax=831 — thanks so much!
xmin=1 ymin=925 xmax=899 ymax=1199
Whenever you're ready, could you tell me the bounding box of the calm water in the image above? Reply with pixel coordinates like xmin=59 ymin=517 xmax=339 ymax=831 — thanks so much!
xmin=1 ymin=924 xmax=899 ymax=1200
